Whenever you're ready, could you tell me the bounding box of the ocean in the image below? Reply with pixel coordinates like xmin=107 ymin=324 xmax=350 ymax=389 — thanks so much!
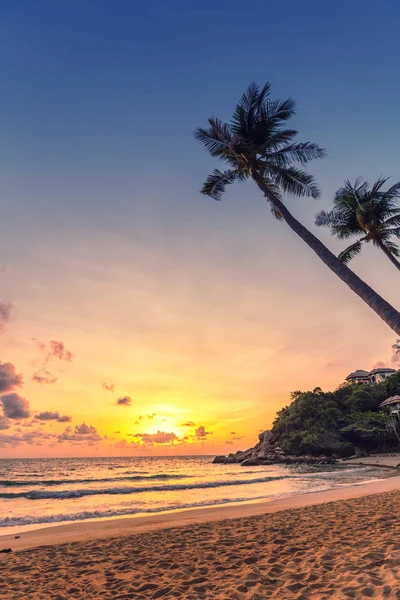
xmin=0 ymin=456 xmax=393 ymax=535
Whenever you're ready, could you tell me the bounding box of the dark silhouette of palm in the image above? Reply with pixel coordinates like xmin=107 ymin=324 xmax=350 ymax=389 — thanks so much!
xmin=194 ymin=82 xmax=400 ymax=334
xmin=316 ymin=177 xmax=400 ymax=271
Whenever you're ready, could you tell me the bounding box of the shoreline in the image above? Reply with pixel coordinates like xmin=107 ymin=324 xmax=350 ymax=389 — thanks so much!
xmin=2 ymin=473 xmax=400 ymax=552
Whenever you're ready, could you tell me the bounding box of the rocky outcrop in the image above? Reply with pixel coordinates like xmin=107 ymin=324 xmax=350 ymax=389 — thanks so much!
xmin=212 ymin=430 xmax=337 ymax=466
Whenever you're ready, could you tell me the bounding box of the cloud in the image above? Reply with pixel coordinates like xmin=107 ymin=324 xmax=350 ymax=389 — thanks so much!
xmin=147 ymin=413 xmax=156 ymax=420
xmin=230 ymin=431 xmax=236 ymax=435
xmin=0 ymin=429 xmax=57 ymax=447
xmin=48 ymin=340 xmax=73 ymax=362
xmin=113 ymin=439 xmax=128 ymax=448
xmin=34 ymin=339 xmax=73 ymax=363
xmin=32 ymin=370 xmax=57 ymax=385
xmin=57 ymin=414 xmax=72 ymax=423
xmin=132 ymin=430 xmax=178 ymax=445
xmin=181 ymin=421 xmax=196 ymax=427
xmin=0 ymin=302 xmax=13 ymax=333
xmin=1 ymin=393 xmax=30 ymax=419
xmin=35 ymin=411 xmax=71 ymax=423
xmin=103 ymin=382 xmax=115 ymax=392
xmin=195 ymin=425 xmax=212 ymax=439
xmin=75 ymin=423 xmax=98 ymax=435
xmin=58 ymin=423 xmax=102 ymax=443
xmin=116 ymin=396 xmax=131 ymax=406
xmin=225 ymin=440 xmax=233 ymax=445
xmin=0 ymin=416 xmax=10 ymax=430
xmin=0 ymin=362 xmax=23 ymax=393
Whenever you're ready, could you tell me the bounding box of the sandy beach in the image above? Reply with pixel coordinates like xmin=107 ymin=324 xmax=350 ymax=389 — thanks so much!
xmin=1 ymin=476 xmax=400 ymax=599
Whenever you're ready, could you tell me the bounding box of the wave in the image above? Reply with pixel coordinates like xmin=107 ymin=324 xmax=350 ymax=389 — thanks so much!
xmin=0 ymin=473 xmax=192 ymax=487
xmin=0 ymin=494 xmax=276 ymax=528
xmin=0 ymin=475 xmax=289 ymax=500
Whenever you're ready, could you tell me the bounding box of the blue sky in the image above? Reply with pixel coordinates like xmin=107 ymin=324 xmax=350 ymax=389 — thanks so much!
xmin=0 ymin=1 xmax=399 ymax=456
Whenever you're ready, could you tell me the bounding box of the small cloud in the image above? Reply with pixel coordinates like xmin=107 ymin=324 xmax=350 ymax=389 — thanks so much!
xmin=372 ymin=360 xmax=388 ymax=369
xmin=147 ymin=413 xmax=156 ymax=420
xmin=75 ymin=423 xmax=97 ymax=435
xmin=132 ymin=430 xmax=178 ymax=445
xmin=1 ymin=393 xmax=30 ymax=419
xmin=113 ymin=430 xmax=121 ymax=434
xmin=58 ymin=423 xmax=102 ymax=443
xmin=48 ymin=340 xmax=73 ymax=362
xmin=57 ymin=414 xmax=71 ymax=423
xmin=103 ymin=382 xmax=115 ymax=392
xmin=0 ymin=416 xmax=10 ymax=430
xmin=181 ymin=421 xmax=196 ymax=427
xmin=32 ymin=370 xmax=57 ymax=385
xmin=116 ymin=396 xmax=131 ymax=406
xmin=0 ymin=302 xmax=13 ymax=333
xmin=0 ymin=362 xmax=23 ymax=393
xmin=35 ymin=339 xmax=73 ymax=363
xmin=230 ymin=431 xmax=236 ymax=435
xmin=113 ymin=439 xmax=128 ymax=448
xmin=35 ymin=411 xmax=71 ymax=423
xmin=225 ymin=440 xmax=233 ymax=445
xmin=195 ymin=425 xmax=212 ymax=439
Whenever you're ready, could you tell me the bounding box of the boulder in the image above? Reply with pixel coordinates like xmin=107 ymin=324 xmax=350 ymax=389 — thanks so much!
xmin=240 ymin=457 xmax=261 ymax=466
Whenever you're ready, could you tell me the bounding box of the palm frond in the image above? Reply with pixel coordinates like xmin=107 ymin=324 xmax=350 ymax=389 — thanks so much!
xmin=260 ymin=129 xmax=298 ymax=151
xmin=193 ymin=118 xmax=232 ymax=159
xmin=378 ymin=240 xmax=400 ymax=257
xmin=268 ymin=165 xmax=320 ymax=199
xmin=266 ymin=97 xmax=296 ymax=122
xmin=200 ymin=169 xmax=241 ymax=200
xmin=381 ymin=213 xmax=400 ymax=228
xmin=388 ymin=227 xmax=400 ymax=238
xmin=315 ymin=210 xmax=344 ymax=228
xmin=382 ymin=181 xmax=400 ymax=202
xmin=267 ymin=142 xmax=326 ymax=166
xmin=338 ymin=240 xmax=365 ymax=264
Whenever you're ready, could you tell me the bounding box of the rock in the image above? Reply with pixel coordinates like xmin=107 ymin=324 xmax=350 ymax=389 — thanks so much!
xmin=0 ymin=548 xmax=12 ymax=553
xmin=213 ymin=455 xmax=229 ymax=464
xmin=240 ymin=458 xmax=261 ymax=466
xmin=258 ymin=430 xmax=272 ymax=443
xmin=14 ymin=536 xmax=20 ymax=539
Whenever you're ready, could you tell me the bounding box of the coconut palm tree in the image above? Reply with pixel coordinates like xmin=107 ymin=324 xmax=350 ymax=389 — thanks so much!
xmin=194 ymin=82 xmax=400 ymax=335
xmin=315 ymin=177 xmax=400 ymax=271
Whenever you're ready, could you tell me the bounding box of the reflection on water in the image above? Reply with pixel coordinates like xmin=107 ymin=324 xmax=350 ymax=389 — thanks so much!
xmin=0 ymin=456 xmax=394 ymax=534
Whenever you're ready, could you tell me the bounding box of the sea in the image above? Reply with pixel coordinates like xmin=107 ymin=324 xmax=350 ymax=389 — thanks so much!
xmin=0 ymin=456 xmax=394 ymax=535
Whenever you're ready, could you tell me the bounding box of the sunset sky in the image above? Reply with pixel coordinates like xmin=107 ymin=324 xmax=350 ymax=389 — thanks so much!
xmin=0 ymin=0 xmax=399 ymax=457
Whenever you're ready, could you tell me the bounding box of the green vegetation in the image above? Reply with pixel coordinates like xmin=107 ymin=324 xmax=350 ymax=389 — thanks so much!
xmin=270 ymin=372 xmax=400 ymax=457
xmin=195 ymin=82 xmax=400 ymax=334
xmin=316 ymin=177 xmax=400 ymax=271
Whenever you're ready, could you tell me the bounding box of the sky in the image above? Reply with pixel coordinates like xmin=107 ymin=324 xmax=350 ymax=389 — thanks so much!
xmin=0 ymin=0 xmax=399 ymax=457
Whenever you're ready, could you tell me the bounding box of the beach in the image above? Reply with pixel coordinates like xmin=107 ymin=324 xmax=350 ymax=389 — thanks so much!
xmin=2 ymin=476 xmax=400 ymax=599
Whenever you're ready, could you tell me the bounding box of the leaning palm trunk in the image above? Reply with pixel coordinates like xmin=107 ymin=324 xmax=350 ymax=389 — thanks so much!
xmin=195 ymin=82 xmax=400 ymax=335
xmin=376 ymin=241 xmax=400 ymax=272
xmin=254 ymin=175 xmax=400 ymax=335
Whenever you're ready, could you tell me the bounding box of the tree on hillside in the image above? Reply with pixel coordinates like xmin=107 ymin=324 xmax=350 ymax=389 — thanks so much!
xmin=194 ymin=82 xmax=400 ymax=334
xmin=316 ymin=177 xmax=400 ymax=271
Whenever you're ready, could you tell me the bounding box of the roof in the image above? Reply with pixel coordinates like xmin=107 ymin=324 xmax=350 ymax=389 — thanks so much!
xmin=346 ymin=370 xmax=370 ymax=380
xmin=379 ymin=395 xmax=400 ymax=407
xmin=369 ymin=368 xmax=396 ymax=375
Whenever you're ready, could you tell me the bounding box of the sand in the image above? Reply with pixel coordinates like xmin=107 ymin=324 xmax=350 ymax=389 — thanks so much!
xmin=2 ymin=478 xmax=400 ymax=599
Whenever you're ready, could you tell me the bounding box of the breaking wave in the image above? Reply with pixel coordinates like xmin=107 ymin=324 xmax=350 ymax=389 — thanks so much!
xmin=0 ymin=475 xmax=289 ymax=500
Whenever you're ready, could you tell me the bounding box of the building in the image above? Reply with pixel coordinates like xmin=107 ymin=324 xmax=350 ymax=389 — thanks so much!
xmin=345 ymin=367 xmax=397 ymax=385
xmin=369 ymin=368 xmax=397 ymax=384
xmin=345 ymin=370 xmax=371 ymax=384
xmin=379 ymin=395 xmax=400 ymax=415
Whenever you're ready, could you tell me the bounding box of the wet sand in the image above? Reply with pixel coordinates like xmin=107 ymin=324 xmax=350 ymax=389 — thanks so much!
xmin=1 ymin=477 xmax=400 ymax=598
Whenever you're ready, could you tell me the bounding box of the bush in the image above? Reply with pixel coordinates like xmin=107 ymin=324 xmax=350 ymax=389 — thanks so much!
xmin=271 ymin=372 xmax=400 ymax=457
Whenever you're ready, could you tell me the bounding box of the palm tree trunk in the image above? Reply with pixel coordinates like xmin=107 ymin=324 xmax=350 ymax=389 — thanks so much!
xmin=376 ymin=241 xmax=400 ymax=272
xmin=253 ymin=176 xmax=400 ymax=335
